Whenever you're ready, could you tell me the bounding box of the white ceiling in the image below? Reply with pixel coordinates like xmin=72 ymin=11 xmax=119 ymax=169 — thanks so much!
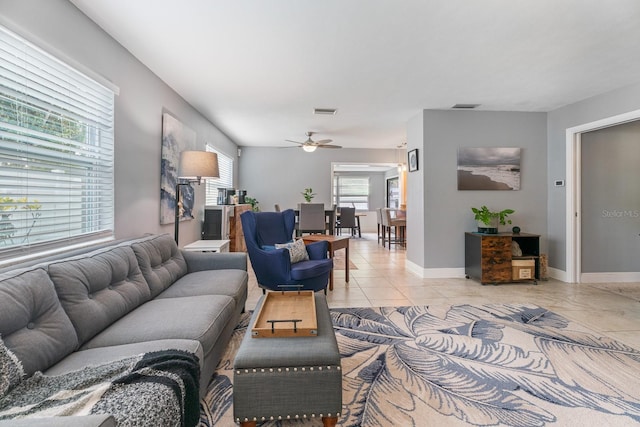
xmin=70 ymin=0 xmax=640 ymax=149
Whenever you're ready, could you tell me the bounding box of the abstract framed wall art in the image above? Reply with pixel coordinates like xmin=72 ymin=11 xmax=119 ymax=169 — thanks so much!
xmin=160 ymin=113 xmax=196 ymax=224
xmin=457 ymin=147 xmax=521 ymax=190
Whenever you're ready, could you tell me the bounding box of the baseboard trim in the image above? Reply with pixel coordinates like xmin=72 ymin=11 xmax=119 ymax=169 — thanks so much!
xmin=406 ymin=260 xmax=465 ymax=278
xmin=548 ymin=267 xmax=568 ymax=283
xmin=406 ymin=265 xmax=640 ymax=283
xmin=580 ymin=272 xmax=640 ymax=283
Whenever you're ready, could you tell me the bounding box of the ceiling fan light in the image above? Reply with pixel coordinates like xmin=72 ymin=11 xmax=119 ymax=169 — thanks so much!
xmin=303 ymin=145 xmax=317 ymax=153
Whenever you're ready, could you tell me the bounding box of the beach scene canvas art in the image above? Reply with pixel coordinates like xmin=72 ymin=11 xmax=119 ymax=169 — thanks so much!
xmin=458 ymin=147 xmax=521 ymax=190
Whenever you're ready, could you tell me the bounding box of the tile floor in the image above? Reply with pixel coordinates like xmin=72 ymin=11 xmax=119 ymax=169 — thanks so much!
xmin=245 ymin=233 xmax=640 ymax=350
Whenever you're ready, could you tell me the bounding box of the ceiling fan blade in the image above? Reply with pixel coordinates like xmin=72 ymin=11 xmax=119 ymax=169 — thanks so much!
xmin=319 ymin=144 xmax=342 ymax=149
xmin=314 ymin=139 xmax=333 ymax=145
xmin=285 ymin=139 xmax=305 ymax=145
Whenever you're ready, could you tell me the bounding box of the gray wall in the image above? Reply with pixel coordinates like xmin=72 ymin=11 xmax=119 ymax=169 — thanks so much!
xmin=238 ymin=147 xmax=397 ymax=227
xmin=406 ymin=112 xmax=425 ymax=268
xmin=410 ymin=110 xmax=548 ymax=271
xmin=0 ymin=0 xmax=239 ymax=247
xmin=547 ymin=81 xmax=640 ymax=271
xmin=580 ymin=120 xmax=640 ymax=272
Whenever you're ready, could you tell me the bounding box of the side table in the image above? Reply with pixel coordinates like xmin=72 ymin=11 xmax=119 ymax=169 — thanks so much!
xmin=300 ymin=235 xmax=350 ymax=291
xmin=182 ymin=239 xmax=230 ymax=253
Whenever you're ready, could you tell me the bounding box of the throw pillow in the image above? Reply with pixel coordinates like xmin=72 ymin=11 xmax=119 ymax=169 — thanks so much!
xmin=275 ymin=239 xmax=309 ymax=264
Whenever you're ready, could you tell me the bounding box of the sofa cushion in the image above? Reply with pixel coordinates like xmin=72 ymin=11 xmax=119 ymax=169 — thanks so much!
xmin=80 ymin=295 xmax=236 ymax=360
xmin=48 ymin=246 xmax=151 ymax=345
xmin=0 ymin=268 xmax=78 ymax=376
xmin=131 ymin=234 xmax=188 ymax=298
xmin=45 ymin=339 xmax=203 ymax=377
xmin=156 ymin=269 xmax=248 ymax=306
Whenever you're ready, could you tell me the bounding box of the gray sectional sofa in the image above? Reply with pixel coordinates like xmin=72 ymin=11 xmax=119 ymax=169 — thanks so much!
xmin=0 ymin=234 xmax=248 ymax=426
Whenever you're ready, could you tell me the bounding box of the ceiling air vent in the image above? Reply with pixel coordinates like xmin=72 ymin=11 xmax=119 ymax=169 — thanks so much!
xmin=452 ymin=104 xmax=481 ymax=109
xmin=314 ymin=108 xmax=338 ymax=115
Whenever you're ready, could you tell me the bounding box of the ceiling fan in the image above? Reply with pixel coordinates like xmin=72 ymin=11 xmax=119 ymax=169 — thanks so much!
xmin=285 ymin=131 xmax=342 ymax=152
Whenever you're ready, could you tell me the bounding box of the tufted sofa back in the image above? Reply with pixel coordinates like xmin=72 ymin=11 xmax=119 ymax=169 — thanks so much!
xmin=131 ymin=234 xmax=187 ymax=298
xmin=0 ymin=234 xmax=186 ymax=375
xmin=47 ymin=245 xmax=151 ymax=345
xmin=0 ymin=267 xmax=78 ymax=376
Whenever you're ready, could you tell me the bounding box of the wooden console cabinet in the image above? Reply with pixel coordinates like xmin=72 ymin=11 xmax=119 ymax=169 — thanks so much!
xmin=464 ymin=232 xmax=540 ymax=285
xmin=229 ymin=204 xmax=251 ymax=252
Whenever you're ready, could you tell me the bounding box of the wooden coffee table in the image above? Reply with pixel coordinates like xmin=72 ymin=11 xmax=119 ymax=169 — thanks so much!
xmin=300 ymin=235 xmax=349 ymax=291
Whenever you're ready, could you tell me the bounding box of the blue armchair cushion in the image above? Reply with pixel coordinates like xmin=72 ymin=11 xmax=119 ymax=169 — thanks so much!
xmin=275 ymin=239 xmax=309 ymax=264
xmin=291 ymin=259 xmax=333 ymax=281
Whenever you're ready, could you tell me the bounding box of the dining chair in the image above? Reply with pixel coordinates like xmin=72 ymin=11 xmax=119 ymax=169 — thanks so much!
xmin=376 ymin=208 xmax=383 ymax=244
xmin=274 ymin=204 xmax=281 ymax=212
xmin=382 ymin=208 xmax=406 ymax=250
xmin=336 ymin=207 xmax=358 ymax=236
xmin=328 ymin=204 xmax=338 ymax=235
xmin=297 ymin=203 xmax=327 ymax=236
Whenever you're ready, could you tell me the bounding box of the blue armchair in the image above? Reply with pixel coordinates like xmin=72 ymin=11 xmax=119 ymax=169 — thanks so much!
xmin=240 ymin=209 xmax=333 ymax=293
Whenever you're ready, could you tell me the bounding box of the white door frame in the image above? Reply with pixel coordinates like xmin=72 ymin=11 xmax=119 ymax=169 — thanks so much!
xmin=565 ymin=109 xmax=640 ymax=283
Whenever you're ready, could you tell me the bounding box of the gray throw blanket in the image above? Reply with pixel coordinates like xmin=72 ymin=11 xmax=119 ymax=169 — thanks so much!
xmin=0 ymin=339 xmax=200 ymax=427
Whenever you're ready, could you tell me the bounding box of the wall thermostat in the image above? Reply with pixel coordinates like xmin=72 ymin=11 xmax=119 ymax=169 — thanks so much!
xmin=554 ymin=180 xmax=565 ymax=187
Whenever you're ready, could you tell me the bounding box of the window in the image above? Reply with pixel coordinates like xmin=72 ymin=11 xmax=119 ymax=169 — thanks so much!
xmin=205 ymin=145 xmax=233 ymax=205
xmin=333 ymin=175 xmax=370 ymax=210
xmin=0 ymin=26 xmax=115 ymax=263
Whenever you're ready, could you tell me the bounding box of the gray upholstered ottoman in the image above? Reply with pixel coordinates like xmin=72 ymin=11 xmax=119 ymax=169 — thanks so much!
xmin=233 ymin=292 xmax=342 ymax=426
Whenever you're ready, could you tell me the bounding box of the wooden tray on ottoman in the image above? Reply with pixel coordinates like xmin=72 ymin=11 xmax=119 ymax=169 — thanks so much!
xmin=251 ymin=291 xmax=318 ymax=338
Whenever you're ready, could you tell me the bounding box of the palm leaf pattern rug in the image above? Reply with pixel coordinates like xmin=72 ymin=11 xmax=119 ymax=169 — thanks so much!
xmin=200 ymin=304 xmax=640 ymax=426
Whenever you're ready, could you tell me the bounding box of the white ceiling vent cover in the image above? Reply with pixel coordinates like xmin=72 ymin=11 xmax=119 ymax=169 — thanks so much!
xmin=314 ymin=108 xmax=338 ymax=115
xmin=452 ymin=104 xmax=481 ymax=109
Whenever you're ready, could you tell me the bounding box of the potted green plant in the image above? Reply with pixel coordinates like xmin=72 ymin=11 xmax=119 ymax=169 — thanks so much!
xmin=471 ymin=205 xmax=514 ymax=234
xmin=301 ymin=188 xmax=316 ymax=203
xmin=244 ymin=196 xmax=260 ymax=212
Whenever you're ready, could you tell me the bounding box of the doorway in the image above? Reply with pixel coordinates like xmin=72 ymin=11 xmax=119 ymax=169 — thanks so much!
xmin=565 ymin=109 xmax=640 ymax=283
xmin=387 ymin=177 xmax=399 ymax=208
xmin=580 ymin=121 xmax=640 ymax=281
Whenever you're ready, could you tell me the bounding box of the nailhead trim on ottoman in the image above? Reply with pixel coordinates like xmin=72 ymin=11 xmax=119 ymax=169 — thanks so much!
xmin=233 ymin=293 xmax=342 ymax=423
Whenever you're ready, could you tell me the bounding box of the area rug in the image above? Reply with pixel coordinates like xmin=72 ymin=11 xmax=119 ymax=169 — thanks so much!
xmin=199 ymin=304 xmax=640 ymax=426
xmin=332 ymin=251 xmax=357 ymax=270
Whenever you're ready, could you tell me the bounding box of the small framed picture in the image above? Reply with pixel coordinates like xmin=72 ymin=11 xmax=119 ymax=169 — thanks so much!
xmin=408 ymin=149 xmax=418 ymax=172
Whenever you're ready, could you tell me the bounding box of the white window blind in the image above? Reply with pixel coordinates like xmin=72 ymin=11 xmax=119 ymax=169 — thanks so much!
xmin=333 ymin=175 xmax=370 ymax=210
xmin=205 ymin=145 xmax=233 ymax=205
xmin=0 ymin=25 xmax=115 ymax=263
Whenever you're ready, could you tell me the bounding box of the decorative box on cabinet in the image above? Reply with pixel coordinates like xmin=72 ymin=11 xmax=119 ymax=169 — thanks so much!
xmin=464 ymin=232 xmax=540 ymax=285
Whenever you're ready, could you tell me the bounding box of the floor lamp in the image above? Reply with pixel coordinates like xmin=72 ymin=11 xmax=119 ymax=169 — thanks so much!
xmin=175 ymin=150 xmax=219 ymax=245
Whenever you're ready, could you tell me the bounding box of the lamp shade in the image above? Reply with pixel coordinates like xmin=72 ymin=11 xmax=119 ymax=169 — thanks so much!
xmin=178 ymin=151 xmax=219 ymax=180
